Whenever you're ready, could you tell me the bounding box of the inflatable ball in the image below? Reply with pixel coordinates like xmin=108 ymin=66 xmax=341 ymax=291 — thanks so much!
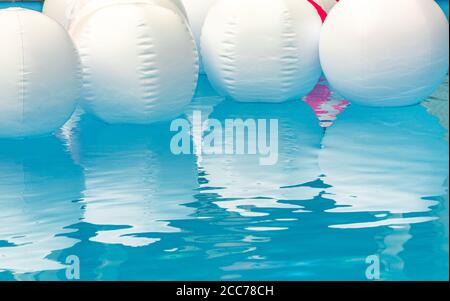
xmin=201 ymin=0 xmax=322 ymax=103
xmin=71 ymin=3 xmax=198 ymax=124
xmin=181 ymin=0 xmax=217 ymax=74
xmin=42 ymin=0 xmax=76 ymax=29
xmin=43 ymin=0 xmax=187 ymax=29
xmin=320 ymin=0 xmax=449 ymax=107
xmin=0 ymin=8 xmax=80 ymax=138
xmin=71 ymin=0 xmax=188 ymax=25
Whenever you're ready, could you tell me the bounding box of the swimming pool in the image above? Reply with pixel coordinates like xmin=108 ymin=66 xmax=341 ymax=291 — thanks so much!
xmin=0 ymin=0 xmax=448 ymax=282
xmin=0 ymin=75 xmax=448 ymax=281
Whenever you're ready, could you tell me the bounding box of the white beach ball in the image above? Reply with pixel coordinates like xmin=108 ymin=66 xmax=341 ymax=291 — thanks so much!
xmin=43 ymin=0 xmax=187 ymax=29
xmin=0 ymin=8 xmax=80 ymax=138
xmin=201 ymin=0 xmax=322 ymax=103
xmin=42 ymin=0 xmax=75 ymax=29
xmin=181 ymin=0 xmax=217 ymax=74
xmin=320 ymin=0 xmax=449 ymax=107
xmin=72 ymin=0 xmax=188 ymax=23
xmin=71 ymin=3 xmax=198 ymax=124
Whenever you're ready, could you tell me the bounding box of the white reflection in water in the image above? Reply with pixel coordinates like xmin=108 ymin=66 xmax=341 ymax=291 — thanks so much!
xmin=423 ymin=75 xmax=449 ymax=134
xmin=319 ymin=103 xmax=448 ymax=278
xmin=185 ymin=75 xmax=226 ymax=164
xmin=196 ymin=100 xmax=324 ymax=217
xmin=320 ymin=104 xmax=448 ymax=218
xmin=0 ymin=136 xmax=84 ymax=275
xmin=71 ymin=115 xmax=198 ymax=247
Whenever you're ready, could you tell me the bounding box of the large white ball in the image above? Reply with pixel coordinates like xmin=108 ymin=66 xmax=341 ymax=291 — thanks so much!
xmin=0 ymin=8 xmax=80 ymax=138
xmin=201 ymin=0 xmax=322 ymax=103
xmin=320 ymin=0 xmax=449 ymax=107
xmin=42 ymin=0 xmax=75 ymax=29
xmin=181 ymin=0 xmax=217 ymax=74
xmin=70 ymin=3 xmax=198 ymax=124
xmin=43 ymin=0 xmax=187 ymax=29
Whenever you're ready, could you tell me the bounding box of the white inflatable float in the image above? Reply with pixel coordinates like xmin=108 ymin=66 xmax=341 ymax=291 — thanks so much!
xmin=0 ymin=8 xmax=80 ymax=138
xmin=42 ymin=0 xmax=75 ymax=29
xmin=320 ymin=0 xmax=449 ymax=107
xmin=183 ymin=0 xmax=336 ymax=74
xmin=70 ymin=3 xmax=198 ymax=124
xmin=181 ymin=0 xmax=217 ymax=74
xmin=201 ymin=0 xmax=322 ymax=103
xmin=43 ymin=0 xmax=187 ymax=29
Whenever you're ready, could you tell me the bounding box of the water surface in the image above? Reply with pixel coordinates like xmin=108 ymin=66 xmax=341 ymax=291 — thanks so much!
xmin=0 ymin=76 xmax=448 ymax=281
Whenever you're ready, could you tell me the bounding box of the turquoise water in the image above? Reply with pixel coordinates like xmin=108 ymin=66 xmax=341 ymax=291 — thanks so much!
xmin=0 ymin=2 xmax=43 ymax=11
xmin=0 ymin=75 xmax=448 ymax=281
xmin=437 ymin=0 xmax=449 ymax=19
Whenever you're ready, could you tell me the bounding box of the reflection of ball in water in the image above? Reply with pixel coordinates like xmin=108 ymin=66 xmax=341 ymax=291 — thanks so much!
xmin=74 ymin=116 xmax=198 ymax=247
xmin=0 ymin=8 xmax=80 ymax=138
xmin=0 ymin=136 xmax=83 ymax=273
xmin=319 ymin=104 xmax=449 ymax=215
xmin=71 ymin=3 xmax=198 ymax=124
xmin=201 ymin=0 xmax=322 ymax=103
xmin=320 ymin=0 xmax=449 ymax=107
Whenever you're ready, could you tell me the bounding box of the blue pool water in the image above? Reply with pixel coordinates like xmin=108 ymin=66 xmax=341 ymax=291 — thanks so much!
xmin=0 ymin=2 xmax=43 ymax=11
xmin=0 ymin=75 xmax=448 ymax=281
xmin=437 ymin=0 xmax=450 ymax=19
